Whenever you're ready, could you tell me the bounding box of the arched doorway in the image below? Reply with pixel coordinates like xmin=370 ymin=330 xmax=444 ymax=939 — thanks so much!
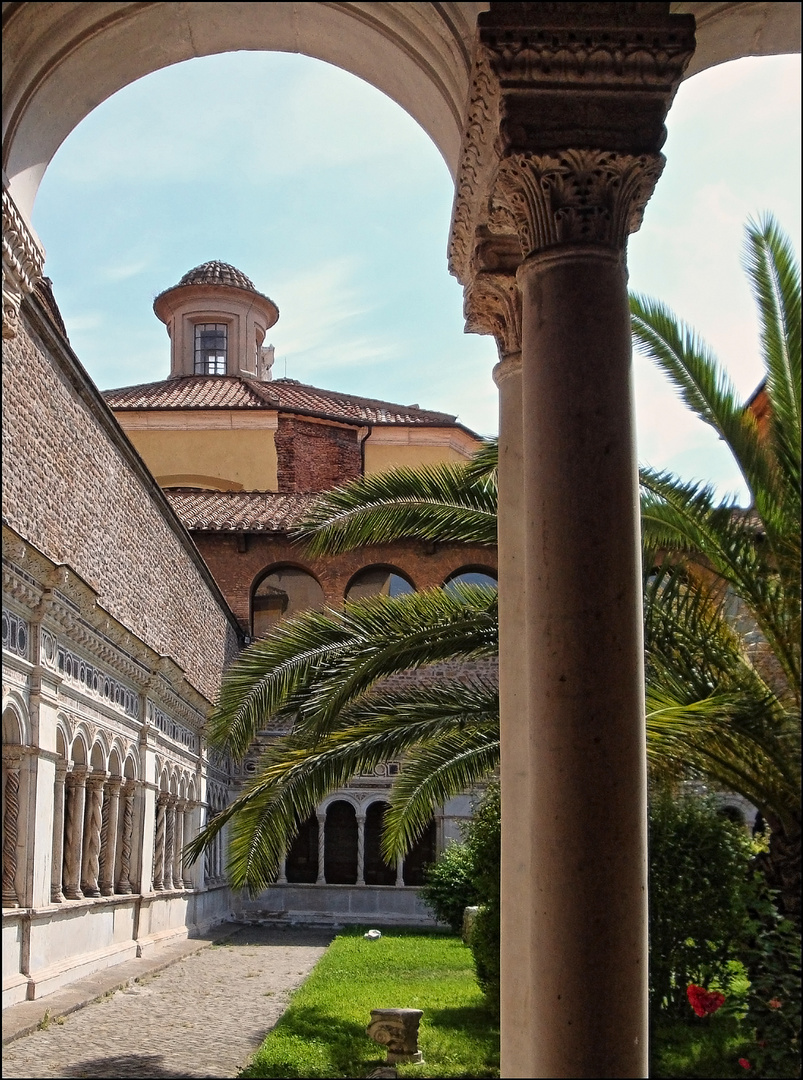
xmin=363 ymin=801 xmax=397 ymax=886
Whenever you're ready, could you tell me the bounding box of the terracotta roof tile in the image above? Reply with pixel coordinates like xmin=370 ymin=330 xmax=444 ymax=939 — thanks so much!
xmin=165 ymin=490 xmax=317 ymax=532
xmin=103 ymin=375 xmax=460 ymax=426
xmin=177 ymin=261 xmax=257 ymax=291
xmin=102 ymin=376 xmax=276 ymax=410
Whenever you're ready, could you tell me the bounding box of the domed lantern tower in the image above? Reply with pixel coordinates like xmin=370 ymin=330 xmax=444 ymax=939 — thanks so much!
xmin=153 ymin=261 xmax=279 ymax=381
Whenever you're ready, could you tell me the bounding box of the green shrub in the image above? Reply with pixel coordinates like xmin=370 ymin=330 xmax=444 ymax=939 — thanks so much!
xmin=464 ymin=783 xmax=501 ymax=1016
xmin=421 ymin=840 xmax=479 ymax=933
xmin=739 ymin=881 xmax=801 ymax=1078
xmin=421 ymin=781 xmax=501 ymax=1014
xmin=649 ymin=789 xmax=756 ymax=1017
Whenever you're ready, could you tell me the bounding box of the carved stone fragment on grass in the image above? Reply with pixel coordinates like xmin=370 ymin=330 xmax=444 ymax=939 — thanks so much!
xmin=367 ymin=1007 xmax=424 ymax=1064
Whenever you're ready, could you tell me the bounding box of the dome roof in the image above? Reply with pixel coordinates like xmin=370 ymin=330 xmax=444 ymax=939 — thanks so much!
xmin=176 ymin=261 xmax=257 ymax=292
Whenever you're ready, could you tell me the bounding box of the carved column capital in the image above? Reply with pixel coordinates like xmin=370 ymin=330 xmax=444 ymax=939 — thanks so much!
xmin=2 ymin=185 xmax=45 ymax=340
xmin=493 ymin=149 xmax=664 ymax=258
xmin=449 ymin=4 xmax=695 ymax=281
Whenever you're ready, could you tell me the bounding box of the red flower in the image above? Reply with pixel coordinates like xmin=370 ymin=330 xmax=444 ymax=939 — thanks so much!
xmin=768 ymin=998 xmax=782 ymax=1009
xmin=739 ymin=1059 xmax=751 ymax=1070
xmin=687 ymin=984 xmax=726 ymax=1017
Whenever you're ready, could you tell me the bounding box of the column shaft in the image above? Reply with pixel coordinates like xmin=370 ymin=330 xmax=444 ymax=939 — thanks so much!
xmin=515 ymin=247 xmax=647 ymax=1077
xmin=316 ymin=814 xmax=326 ymax=885
xmin=116 ymin=783 xmax=135 ymax=894
xmin=51 ymin=765 xmax=67 ymax=903
xmin=99 ymin=779 xmax=121 ymax=896
xmin=81 ymin=775 xmax=105 ymax=897
xmin=62 ymin=770 xmax=87 ymax=900
xmin=356 ymin=815 xmax=366 ymax=886
xmin=2 ymin=760 xmax=21 ymax=907
xmin=153 ymin=795 xmax=167 ymax=891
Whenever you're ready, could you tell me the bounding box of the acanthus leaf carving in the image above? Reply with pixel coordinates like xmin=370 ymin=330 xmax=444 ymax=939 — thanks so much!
xmin=492 ymin=149 xmax=665 ymax=256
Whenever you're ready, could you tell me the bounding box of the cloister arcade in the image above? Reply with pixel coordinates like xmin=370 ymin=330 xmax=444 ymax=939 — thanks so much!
xmin=3 ymin=3 xmax=800 ymax=1076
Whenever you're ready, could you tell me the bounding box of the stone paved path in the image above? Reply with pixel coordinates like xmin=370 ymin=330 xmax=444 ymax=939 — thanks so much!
xmin=1 ymin=926 xmax=334 ymax=1079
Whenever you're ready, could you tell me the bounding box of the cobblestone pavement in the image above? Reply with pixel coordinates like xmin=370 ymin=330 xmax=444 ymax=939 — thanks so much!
xmin=1 ymin=926 xmax=334 ymax=1079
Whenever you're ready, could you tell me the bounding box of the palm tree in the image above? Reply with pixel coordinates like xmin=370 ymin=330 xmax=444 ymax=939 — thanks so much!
xmin=632 ymin=213 xmax=800 ymax=918
xmin=187 ymin=215 xmax=800 ymax=918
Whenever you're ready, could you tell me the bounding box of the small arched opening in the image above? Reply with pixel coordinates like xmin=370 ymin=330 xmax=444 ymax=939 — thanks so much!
xmin=324 ymin=800 xmax=358 ymax=885
xmin=363 ymin=801 xmax=396 ymax=886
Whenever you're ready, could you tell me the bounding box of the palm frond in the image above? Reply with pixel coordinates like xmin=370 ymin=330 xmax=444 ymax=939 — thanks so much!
xmin=294 ymin=461 xmax=497 ymax=555
xmin=206 ymin=584 xmax=498 ymax=758
xmin=743 ymin=214 xmax=802 ymax=489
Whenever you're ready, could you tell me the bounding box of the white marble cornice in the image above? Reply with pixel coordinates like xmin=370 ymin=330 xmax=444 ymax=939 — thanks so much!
xmin=2 ymin=183 xmax=44 ymax=340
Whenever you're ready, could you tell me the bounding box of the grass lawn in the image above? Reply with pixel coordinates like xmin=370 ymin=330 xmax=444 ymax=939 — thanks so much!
xmin=240 ymin=927 xmax=500 ymax=1079
xmin=651 ymin=1015 xmax=753 ymax=1078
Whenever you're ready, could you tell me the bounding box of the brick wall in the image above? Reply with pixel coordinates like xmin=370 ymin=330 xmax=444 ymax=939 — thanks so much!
xmin=192 ymin=532 xmax=498 ymax=632
xmin=275 ymin=415 xmax=362 ymax=492
xmin=2 ymin=296 xmax=239 ymax=702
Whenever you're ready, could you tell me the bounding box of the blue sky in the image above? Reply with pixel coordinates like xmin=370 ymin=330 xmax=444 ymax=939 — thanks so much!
xmin=32 ymin=50 xmax=800 ymax=503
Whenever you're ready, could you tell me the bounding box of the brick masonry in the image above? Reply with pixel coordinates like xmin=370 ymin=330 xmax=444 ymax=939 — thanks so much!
xmin=275 ymin=414 xmax=362 ymax=492
xmin=191 ymin=532 xmax=498 ymax=633
xmin=2 ymin=296 xmax=239 ymax=703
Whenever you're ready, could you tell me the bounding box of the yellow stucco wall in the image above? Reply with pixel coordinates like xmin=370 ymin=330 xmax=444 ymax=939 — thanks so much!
xmin=125 ymin=428 xmax=278 ymax=490
xmin=364 ymin=439 xmax=478 ymax=474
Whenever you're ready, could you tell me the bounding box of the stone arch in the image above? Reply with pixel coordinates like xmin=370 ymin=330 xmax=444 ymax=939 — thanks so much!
xmin=345 ymin=565 xmax=416 ymax=602
xmin=363 ymin=799 xmax=396 ymax=886
xmin=89 ymin=732 xmax=110 ymax=771
xmin=55 ymin=725 xmax=69 ymax=763
xmin=4 ymin=3 xmax=800 ymax=225
xmin=69 ymin=731 xmax=89 ymax=767
xmin=251 ymin=563 xmax=325 ymax=638
xmin=323 ymin=799 xmax=358 ymax=885
xmin=403 ymin=816 xmax=437 ymax=886
xmin=285 ymin=812 xmax=319 ymax=885
xmin=122 ymin=752 xmax=138 ymax=781
xmin=108 ymin=746 xmax=123 ymax=779
xmin=1 ymin=700 xmax=26 ymax=747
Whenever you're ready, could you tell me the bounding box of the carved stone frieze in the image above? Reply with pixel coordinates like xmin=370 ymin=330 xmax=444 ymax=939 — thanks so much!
xmin=493 ymin=148 xmax=665 ymax=257
xmin=2 ymin=185 xmax=45 ymax=340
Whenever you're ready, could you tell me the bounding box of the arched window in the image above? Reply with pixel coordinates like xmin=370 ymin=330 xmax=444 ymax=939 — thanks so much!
xmin=443 ymin=567 xmax=498 ymax=592
xmin=363 ymin=802 xmax=396 ymax=886
xmin=403 ymin=818 xmax=437 ymax=886
xmin=252 ymin=566 xmax=325 ymax=638
xmin=442 ymin=565 xmax=498 ymax=591
xmin=324 ymin=801 xmax=358 ymax=885
xmin=285 ymin=814 xmax=319 ymax=884
xmin=345 ymin=565 xmax=415 ymax=603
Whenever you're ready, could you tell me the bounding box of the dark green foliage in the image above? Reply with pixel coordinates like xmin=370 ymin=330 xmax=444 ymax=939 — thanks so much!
xmin=421 ymin=782 xmax=501 ymax=1014
xmin=649 ymin=790 xmax=756 ymax=1017
xmin=464 ymin=784 xmax=501 ymax=1015
xmin=420 ymin=841 xmax=480 ymax=933
xmin=739 ymin=882 xmax=801 ymax=1078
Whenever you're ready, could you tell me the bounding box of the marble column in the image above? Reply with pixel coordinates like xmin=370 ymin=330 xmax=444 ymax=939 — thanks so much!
xmin=356 ymin=811 xmax=366 ymax=886
xmin=62 ymin=768 xmax=87 ymax=900
xmin=395 ymin=855 xmax=404 ymax=889
xmin=316 ymin=812 xmax=326 ymax=884
xmin=116 ymin=781 xmax=135 ymax=894
xmin=153 ymin=793 xmax=168 ymax=891
xmin=51 ymin=762 xmax=68 ymax=903
xmin=449 ymin=7 xmax=694 ymax=1074
xmin=182 ymin=801 xmax=195 ymax=889
xmin=2 ymin=751 xmax=22 ymax=907
xmin=99 ymin=777 xmax=121 ymax=896
xmin=277 ymin=853 xmax=288 ymax=885
xmin=163 ymin=796 xmax=176 ymax=890
xmin=173 ymin=799 xmax=186 ymax=891
xmin=81 ymin=772 xmax=106 ymax=897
